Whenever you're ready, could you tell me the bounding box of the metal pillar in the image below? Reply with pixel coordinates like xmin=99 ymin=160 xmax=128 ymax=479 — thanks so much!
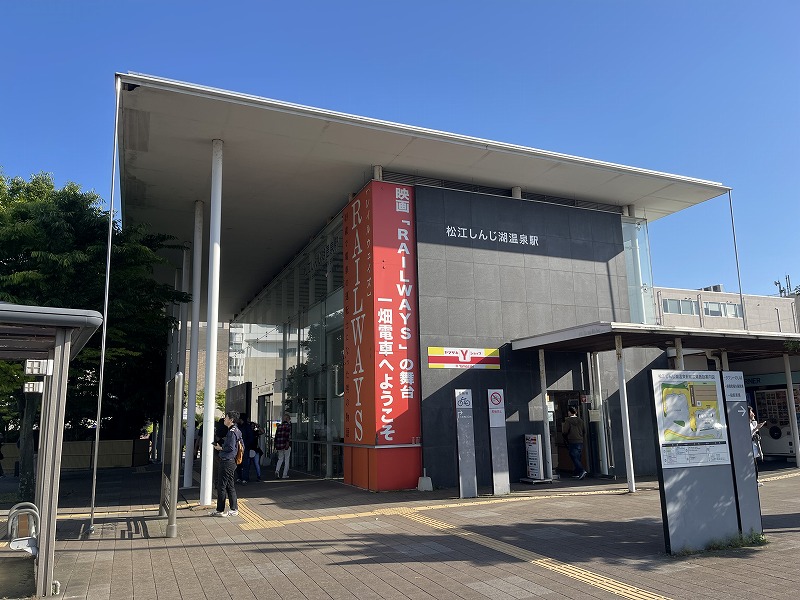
xmin=184 ymin=202 xmax=204 ymax=488
xmin=783 ymin=353 xmax=800 ymax=469
xmin=728 ymin=191 xmax=748 ymax=329
xmin=200 ymin=140 xmax=224 ymax=506
xmin=178 ymin=248 xmax=192 ymax=487
xmin=591 ymin=352 xmax=609 ymax=475
xmin=36 ymin=329 xmax=72 ymax=597
xmin=511 ymin=186 xmax=522 ymax=199
xmin=615 ymin=335 xmax=636 ymax=492
xmin=538 ymin=349 xmax=553 ymax=480
xmin=675 ymin=338 xmax=684 ymax=370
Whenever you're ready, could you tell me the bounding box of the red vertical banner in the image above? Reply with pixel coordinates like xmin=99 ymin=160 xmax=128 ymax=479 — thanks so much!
xmin=371 ymin=182 xmax=421 ymax=445
xmin=343 ymin=181 xmax=422 ymax=490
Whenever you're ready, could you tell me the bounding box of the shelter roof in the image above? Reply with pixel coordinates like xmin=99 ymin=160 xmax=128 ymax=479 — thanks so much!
xmin=0 ymin=303 xmax=103 ymax=359
xmin=512 ymin=322 xmax=800 ymax=363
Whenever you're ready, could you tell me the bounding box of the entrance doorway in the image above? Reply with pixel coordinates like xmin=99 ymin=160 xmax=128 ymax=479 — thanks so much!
xmin=550 ymin=390 xmax=589 ymax=477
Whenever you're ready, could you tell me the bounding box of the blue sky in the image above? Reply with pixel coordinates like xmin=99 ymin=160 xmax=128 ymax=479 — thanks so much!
xmin=2 ymin=1 xmax=798 ymax=296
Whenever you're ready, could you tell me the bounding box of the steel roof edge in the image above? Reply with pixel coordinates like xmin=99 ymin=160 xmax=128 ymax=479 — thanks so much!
xmin=116 ymin=72 xmax=730 ymax=193
xmin=0 ymin=303 xmax=103 ymax=355
xmin=511 ymin=321 xmax=800 ymax=351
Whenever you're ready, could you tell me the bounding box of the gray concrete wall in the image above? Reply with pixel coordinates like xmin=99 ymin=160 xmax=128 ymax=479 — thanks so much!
xmin=415 ymin=186 xmax=643 ymax=486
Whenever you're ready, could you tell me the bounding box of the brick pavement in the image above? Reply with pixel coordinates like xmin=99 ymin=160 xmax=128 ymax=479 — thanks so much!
xmin=1 ymin=462 xmax=799 ymax=600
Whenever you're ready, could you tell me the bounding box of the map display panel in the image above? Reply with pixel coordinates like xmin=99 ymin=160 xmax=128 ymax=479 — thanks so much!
xmin=652 ymin=370 xmax=731 ymax=468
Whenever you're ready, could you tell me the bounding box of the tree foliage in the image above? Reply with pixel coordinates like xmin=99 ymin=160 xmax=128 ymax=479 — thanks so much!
xmin=0 ymin=171 xmax=188 ymax=439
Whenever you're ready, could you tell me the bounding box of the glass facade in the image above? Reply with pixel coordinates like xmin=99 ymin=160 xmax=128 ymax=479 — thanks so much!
xmin=232 ymin=217 xmax=344 ymax=478
xmin=622 ymin=217 xmax=656 ymax=324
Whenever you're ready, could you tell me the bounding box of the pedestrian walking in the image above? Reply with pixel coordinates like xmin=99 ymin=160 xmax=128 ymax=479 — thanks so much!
xmin=274 ymin=412 xmax=292 ymax=479
xmin=562 ymin=406 xmax=587 ymax=479
xmin=210 ymin=411 xmax=242 ymax=517
xmin=750 ymin=406 xmax=766 ymax=486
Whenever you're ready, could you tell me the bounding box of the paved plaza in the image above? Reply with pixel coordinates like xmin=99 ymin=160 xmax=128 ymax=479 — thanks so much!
xmin=1 ymin=462 xmax=799 ymax=600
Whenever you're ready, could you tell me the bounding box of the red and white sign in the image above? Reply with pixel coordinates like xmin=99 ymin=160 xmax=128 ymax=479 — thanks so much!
xmin=427 ymin=347 xmax=500 ymax=369
xmin=488 ymin=388 xmax=506 ymax=428
xmin=343 ymin=181 xmax=422 ymax=490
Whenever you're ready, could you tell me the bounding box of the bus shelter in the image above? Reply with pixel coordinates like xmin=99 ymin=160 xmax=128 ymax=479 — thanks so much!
xmin=0 ymin=303 xmax=102 ymax=597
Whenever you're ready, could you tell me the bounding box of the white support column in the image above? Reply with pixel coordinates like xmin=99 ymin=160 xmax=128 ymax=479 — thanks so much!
xmin=538 ymin=349 xmax=553 ymax=480
xmin=591 ymin=352 xmax=609 ymax=475
xmin=721 ymin=351 xmax=730 ymax=371
xmin=783 ymin=353 xmax=800 ymax=469
xmin=373 ymin=165 xmax=383 ymax=181
xmin=511 ymin=186 xmax=522 ymax=199
xmin=615 ymin=335 xmax=636 ymax=492
xmin=200 ymin=140 xmax=224 ymax=506
xmin=184 ymin=201 xmax=203 ymax=489
xmin=675 ymin=338 xmax=684 ymax=370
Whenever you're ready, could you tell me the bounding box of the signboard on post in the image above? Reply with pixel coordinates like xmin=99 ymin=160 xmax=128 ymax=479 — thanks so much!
xmin=651 ymin=370 xmax=739 ymax=554
xmin=454 ymin=389 xmax=477 ymax=499
xmin=487 ymin=389 xmax=510 ymax=495
xmin=488 ymin=389 xmax=505 ymax=428
xmin=721 ymin=371 xmax=762 ymax=535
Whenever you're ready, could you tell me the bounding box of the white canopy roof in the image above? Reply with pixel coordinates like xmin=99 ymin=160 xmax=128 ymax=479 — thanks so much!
xmin=118 ymin=73 xmax=729 ymax=319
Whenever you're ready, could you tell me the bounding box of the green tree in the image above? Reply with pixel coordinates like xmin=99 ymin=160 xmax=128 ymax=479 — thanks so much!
xmin=0 ymin=172 xmax=188 ymax=441
xmin=192 ymin=386 xmax=227 ymax=414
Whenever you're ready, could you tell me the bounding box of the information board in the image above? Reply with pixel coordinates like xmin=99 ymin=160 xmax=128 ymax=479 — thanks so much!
xmin=652 ymin=370 xmax=730 ymax=468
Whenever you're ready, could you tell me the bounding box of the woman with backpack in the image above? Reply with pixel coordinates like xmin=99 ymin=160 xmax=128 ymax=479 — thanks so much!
xmin=210 ymin=411 xmax=243 ymax=517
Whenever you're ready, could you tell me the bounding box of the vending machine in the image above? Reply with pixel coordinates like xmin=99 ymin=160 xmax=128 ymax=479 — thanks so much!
xmin=754 ymin=386 xmax=800 ymax=456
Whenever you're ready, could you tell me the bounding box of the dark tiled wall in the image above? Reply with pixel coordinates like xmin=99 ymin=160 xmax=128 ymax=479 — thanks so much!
xmin=414 ymin=186 xmax=637 ymax=487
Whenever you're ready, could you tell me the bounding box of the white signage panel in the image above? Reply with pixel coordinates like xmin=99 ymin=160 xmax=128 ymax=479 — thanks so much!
xmin=455 ymin=389 xmax=473 ymax=409
xmin=488 ymin=389 xmax=505 ymax=428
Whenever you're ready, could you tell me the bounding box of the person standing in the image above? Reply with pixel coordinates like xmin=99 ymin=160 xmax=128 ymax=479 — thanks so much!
xmin=236 ymin=416 xmax=253 ymax=484
xmin=562 ymin=406 xmax=587 ymax=479
xmin=210 ymin=411 xmax=242 ymax=517
xmin=248 ymin=421 xmax=263 ymax=482
xmin=749 ymin=406 xmax=766 ymax=487
xmin=274 ymin=412 xmax=292 ymax=479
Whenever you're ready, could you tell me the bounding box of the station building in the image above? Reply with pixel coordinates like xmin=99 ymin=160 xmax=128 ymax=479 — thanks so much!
xmin=117 ymin=73 xmax=800 ymax=493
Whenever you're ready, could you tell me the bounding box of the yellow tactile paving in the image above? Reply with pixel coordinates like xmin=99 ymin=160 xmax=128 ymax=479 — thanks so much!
xmin=234 ymin=486 xmax=673 ymax=599
xmin=401 ymin=512 xmax=673 ymax=600
xmin=236 ymin=486 xmax=647 ymax=530
xmin=533 ymin=558 xmax=673 ymax=600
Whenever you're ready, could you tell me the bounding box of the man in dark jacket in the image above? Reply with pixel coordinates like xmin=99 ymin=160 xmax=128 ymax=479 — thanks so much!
xmin=562 ymin=406 xmax=587 ymax=479
xmin=210 ymin=411 xmax=242 ymax=517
